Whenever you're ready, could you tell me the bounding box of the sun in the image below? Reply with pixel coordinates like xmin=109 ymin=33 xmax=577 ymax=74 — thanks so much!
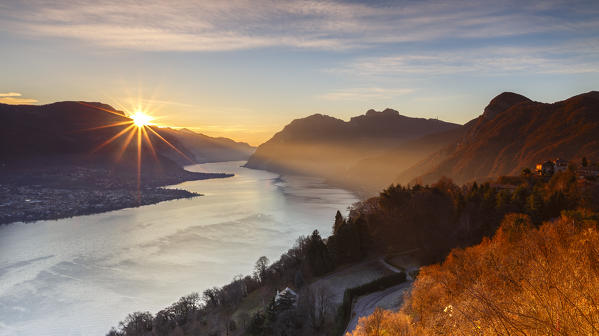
xmin=131 ymin=111 xmax=153 ymax=127
xmin=78 ymin=101 xmax=194 ymax=203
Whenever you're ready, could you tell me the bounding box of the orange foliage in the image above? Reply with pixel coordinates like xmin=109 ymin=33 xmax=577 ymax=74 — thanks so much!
xmin=350 ymin=210 xmax=599 ymax=335
xmin=349 ymin=308 xmax=415 ymax=336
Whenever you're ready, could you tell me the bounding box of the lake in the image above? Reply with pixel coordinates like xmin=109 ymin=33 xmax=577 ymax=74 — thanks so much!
xmin=0 ymin=161 xmax=358 ymax=335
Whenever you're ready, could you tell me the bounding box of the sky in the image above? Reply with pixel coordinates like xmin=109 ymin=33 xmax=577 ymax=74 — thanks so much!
xmin=1 ymin=0 xmax=598 ymax=145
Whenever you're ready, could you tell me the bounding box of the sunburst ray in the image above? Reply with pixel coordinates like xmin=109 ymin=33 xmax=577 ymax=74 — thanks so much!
xmin=77 ymin=121 xmax=133 ymax=132
xmin=114 ymin=126 xmax=137 ymax=161
xmin=147 ymin=126 xmax=194 ymax=163
xmin=91 ymin=124 xmax=135 ymax=153
xmin=141 ymin=126 xmax=158 ymax=162
xmin=79 ymin=99 xmax=194 ymax=205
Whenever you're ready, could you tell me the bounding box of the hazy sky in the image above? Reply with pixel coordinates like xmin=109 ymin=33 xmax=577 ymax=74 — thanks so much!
xmin=1 ymin=0 xmax=598 ymax=145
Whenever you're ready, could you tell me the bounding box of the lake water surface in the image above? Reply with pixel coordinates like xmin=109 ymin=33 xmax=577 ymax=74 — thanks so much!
xmin=0 ymin=161 xmax=358 ymax=335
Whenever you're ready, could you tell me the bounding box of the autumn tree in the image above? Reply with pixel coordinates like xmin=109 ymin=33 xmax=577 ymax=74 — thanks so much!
xmin=351 ymin=210 xmax=599 ymax=336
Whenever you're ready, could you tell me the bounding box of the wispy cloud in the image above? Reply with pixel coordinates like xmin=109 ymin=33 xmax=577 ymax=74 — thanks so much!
xmin=0 ymin=92 xmax=38 ymax=105
xmin=1 ymin=0 xmax=597 ymax=52
xmin=0 ymin=92 xmax=23 ymax=97
xmin=333 ymin=39 xmax=599 ymax=76
xmin=320 ymin=87 xmax=414 ymax=101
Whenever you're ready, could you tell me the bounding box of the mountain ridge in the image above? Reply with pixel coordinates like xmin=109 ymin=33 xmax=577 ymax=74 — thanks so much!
xmin=0 ymin=101 xmax=254 ymax=166
xmin=397 ymin=90 xmax=599 ymax=185
xmin=245 ymin=109 xmax=460 ymax=194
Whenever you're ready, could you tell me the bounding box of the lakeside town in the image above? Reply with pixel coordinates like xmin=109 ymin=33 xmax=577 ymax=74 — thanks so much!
xmin=0 ymin=184 xmax=198 ymax=225
xmin=0 ymin=164 xmax=232 ymax=225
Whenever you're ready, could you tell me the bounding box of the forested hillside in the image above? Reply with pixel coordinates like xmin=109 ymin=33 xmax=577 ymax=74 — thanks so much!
xmin=108 ymin=161 xmax=599 ymax=335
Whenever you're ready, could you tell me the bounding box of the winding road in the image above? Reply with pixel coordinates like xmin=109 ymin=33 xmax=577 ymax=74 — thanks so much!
xmin=344 ymin=255 xmax=419 ymax=334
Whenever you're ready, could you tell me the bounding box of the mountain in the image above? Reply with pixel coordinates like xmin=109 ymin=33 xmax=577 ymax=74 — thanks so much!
xmin=0 ymin=101 xmax=254 ymax=168
xmin=245 ymin=109 xmax=460 ymax=193
xmin=396 ymin=91 xmax=599 ymax=185
xmin=0 ymin=101 xmax=188 ymax=170
xmin=157 ymin=128 xmax=254 ymax=165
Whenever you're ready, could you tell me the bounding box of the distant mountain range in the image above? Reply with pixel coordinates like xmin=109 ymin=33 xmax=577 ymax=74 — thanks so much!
xmin=246 ymin=91 xmax=599 ymax=195
xmin=157 ymin=127 xmax=254 ymax=165
xmin=5 ymin=91 xmax=597 ymax=196
xmin=0 ymin=101 xmax=254 ymax=170
xmin=245 ymin=109 xmax=460 ymax=194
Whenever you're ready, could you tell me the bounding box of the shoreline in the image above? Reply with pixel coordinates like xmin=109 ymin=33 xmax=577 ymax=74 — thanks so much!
xmin=243 ymin=162 xmax=371 ymax=200
xmin=0 ymin=168 xmax=233 ymax=225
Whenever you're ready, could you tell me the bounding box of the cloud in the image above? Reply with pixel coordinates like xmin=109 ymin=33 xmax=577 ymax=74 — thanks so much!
xmin=320 ymin=87 xmax=414 ymax=101
xmin=333 ymin=39 xmax=599 ymax=76
xmin=1 ymin=0 xmax=597 ymax=52
xmin=0 ymin=92 xmax=22 ymax=97
xmin=0 ymin=92 xmax=38 ymax=105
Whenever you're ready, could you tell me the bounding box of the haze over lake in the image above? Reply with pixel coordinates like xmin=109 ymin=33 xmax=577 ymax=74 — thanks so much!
xmin=0 ymin=162 xmax=358 ymax=335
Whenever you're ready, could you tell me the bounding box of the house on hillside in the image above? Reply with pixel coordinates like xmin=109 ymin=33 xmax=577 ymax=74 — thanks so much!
xmin=274 ymin=287 xmax=298 ymax=311
xmin=536 ymin=161 xmax=555 ymax=176
xmin=536 ymin=158 xmax=569 ymax=176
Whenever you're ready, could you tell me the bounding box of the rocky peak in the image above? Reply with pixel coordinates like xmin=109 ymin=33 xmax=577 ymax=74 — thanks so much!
xmin=482 ymin=92 xmax=531 ymax=120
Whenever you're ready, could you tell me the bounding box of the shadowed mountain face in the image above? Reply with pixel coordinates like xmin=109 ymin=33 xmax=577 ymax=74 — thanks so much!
xmin=0 ymin=101 xmax=254 ymax=171
xmin=397 ymin=91 xmax=599 ymax=185
xmin=0 ymin=102 xmax=132 ymax=160
xmin=245 ymin=109 xmax=460 ymax=194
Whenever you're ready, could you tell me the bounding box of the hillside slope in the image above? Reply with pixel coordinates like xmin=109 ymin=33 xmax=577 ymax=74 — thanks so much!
xmin=397 ymin=91 xmax=599 ymax=185
xmin=350 ymin=210 xmax=599 ymax=336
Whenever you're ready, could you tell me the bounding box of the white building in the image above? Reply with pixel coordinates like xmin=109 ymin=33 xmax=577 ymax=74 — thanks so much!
xmin=554 ymin=158 xmax=569 ymax=173
xmin=274 ymin=287 xmax=298 ymax=309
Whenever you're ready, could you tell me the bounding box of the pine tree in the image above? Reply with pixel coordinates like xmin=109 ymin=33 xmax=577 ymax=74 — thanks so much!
xmin=333 ymin=210 xmax=345 ymax=234
xmin=266 ymin=296 xmax=277 ymax=322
